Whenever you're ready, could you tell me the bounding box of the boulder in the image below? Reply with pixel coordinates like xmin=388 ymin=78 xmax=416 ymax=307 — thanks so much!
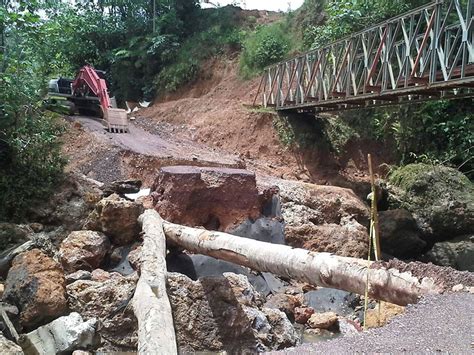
xmin=307 ymin=312 xmax=338 ymax=329
xmin=59 ymin=231 xmax=110 ymax=273
xmin=0 ymin=332 xmax=22 ymax=354
xmin=67 ymin=273 xmax=138 ymax=350
xmin=260 ymin=307 xmax=299 ymax=349
xmin=29 ymin=173 xmax=103 ymax=236
xmin=378 ymin=209 xmax=427 ymax=258
xmin=84 ymin=194 xmax=144 ymax=245
xmin=3 ymin=249 xmax=67 ymax=330
xmin=22 ymin=312 xmax=98 ymax=354
xmin=262 ymin=177 xmax=370 ymax=226
xmin=388 ymin=164 xmax=474 ymax=240
xmin=423 ymin=234 xmax=474 ymax=272
xmin=285 ymin=217 xmax=369 ymax=258
xmin=259 ymin=177 xmax=370 ymax=258
xmin=167 ymin=272 xmax=298 ymax=353
xmin=151 ymin=166 xmax=261 ymax=231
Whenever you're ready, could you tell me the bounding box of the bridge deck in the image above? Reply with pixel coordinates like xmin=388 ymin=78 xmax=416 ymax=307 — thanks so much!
xmin=255 ymin=0 xmax=474 ymax=112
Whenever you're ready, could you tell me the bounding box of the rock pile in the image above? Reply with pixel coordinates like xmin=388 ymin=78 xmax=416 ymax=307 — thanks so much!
xmin=1 ymin=164 xmax=472 ymax=354
xmin=0 ymin=190 xmax=143 ymax=353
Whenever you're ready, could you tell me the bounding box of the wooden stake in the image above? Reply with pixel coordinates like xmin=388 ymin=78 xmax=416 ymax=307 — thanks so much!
xmin=367 ymin=153 xmax=382 ymax=261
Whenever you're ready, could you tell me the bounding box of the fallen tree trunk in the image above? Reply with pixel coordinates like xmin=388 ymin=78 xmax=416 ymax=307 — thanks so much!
xmin=0 ymin=241 xmax=34 ymax=278
xmin=162 ymin=221 xmax=440 ymax=306
xmin=133 ymin=210 xmax=177 ymax=355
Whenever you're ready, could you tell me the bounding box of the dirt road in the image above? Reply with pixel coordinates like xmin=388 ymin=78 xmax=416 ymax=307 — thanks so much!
xmin=73 ymin=116 xmax=241 ymax=167
xmin=271 ymin=292 xmax=474 ymax=354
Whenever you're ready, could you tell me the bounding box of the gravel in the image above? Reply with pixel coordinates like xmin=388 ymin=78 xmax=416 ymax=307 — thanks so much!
xmin=374 ymin=259 xmax=474 ymax=291
xmin=270 ymin=292 xmax=474 ymax=354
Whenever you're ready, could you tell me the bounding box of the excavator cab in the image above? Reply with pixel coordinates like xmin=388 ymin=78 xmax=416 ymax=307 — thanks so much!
xmin=48 ymin=66 xmax=129 ymax=133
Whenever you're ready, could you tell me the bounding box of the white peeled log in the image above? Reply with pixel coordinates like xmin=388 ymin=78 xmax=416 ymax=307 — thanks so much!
xmin=133 ymin=210 xmax=177 ymax=355
xmin=162 ymin=221 xmax=440 ymax=306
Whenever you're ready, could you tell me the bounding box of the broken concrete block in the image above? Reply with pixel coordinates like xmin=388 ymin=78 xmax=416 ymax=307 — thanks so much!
xmin=22 ymin=312 xmax=97 ymax=354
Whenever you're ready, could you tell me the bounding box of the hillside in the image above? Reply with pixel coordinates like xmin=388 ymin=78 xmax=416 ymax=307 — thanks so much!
xmin=1 ymin=1 xmax=473 ymax=354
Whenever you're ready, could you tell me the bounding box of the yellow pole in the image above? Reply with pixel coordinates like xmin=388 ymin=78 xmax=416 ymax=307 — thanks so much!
xmin=367 ymin=154 xmax=382 ymax=261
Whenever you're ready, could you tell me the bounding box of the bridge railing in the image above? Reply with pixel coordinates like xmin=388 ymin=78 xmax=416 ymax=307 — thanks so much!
xmin=255 ymin=0 xmax=473 ymax=111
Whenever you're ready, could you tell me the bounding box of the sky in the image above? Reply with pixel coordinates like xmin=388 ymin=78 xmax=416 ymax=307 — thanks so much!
xmin=201 ymin=0 xmax=305 ymax=12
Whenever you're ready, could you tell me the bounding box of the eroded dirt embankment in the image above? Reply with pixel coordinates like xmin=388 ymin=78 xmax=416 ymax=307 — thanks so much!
xmin=61 ymin=57 xmax=395 ymax=197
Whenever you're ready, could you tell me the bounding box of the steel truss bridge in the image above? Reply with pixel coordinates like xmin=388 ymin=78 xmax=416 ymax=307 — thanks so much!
xmin=254 ymin=0 xmax=474 ymax=112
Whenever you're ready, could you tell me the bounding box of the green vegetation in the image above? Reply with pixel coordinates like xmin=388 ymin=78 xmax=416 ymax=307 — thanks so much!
xmin=240 ymin=22 xmax=292 ymax=78
xmin=1 ymin=2 xmax=66 ymax=221
xmin=0 ymin=0 xmax=471 ymax=221
xmin=272 ymin=113 xmax=327 ymax=150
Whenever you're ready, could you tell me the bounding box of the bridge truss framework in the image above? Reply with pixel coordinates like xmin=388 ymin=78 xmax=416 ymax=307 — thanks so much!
xmin=254 ymin=0 xmax=474 ymax=112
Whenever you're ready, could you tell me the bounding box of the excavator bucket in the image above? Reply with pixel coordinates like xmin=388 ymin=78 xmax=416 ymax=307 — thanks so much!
xmin=105 ymin=108 xmax=129 ymax=133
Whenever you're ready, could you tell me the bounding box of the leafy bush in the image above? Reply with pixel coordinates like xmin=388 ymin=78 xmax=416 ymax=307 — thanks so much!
xmin=1 ymin=3 xmax=66 ymax=222
xmin=155 ymin=59 xmax=199 ymax=93
xmin=272 ymin=113 xmax=325 ymax=149
xmin=240 ymin=22 xmax=291 ymax=78
xmin=0 ymin=84 xmax=66 ymax=222
xmin=304 ymin=0 xmax=419 ymax=49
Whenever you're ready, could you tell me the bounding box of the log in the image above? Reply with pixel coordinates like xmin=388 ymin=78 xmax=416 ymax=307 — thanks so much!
xmin=0 ymin=241 xmax=34 ymax=278
xmin=133 ymin=210 xmax=177 ymax=355
xmin=162 ymin=221 xmax=440 ymax=306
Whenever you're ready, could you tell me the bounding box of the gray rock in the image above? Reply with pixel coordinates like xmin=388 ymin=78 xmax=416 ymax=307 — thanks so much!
xmin=388 ymin=164 xmax=473 ymax=240
xmin=67 ymin=273 xmax=138 ymax=350
xmin=378 ymin=209 xmax=427 ymax=258
xmin=167 ymin=272 xmax=298 ymax=353
xmin=22 ymin=312 xmax=97 ymax=354
xmin=102 ymin=179 xmax=142 ymax=196
xmin=338 ymin=318 xmax=362 ymax=335
xmin=230 ymin=217 xmax=285 ymax=244
xmin=261 ymin=272 xmax=286 ymax=294
xmin=167 ymin=253 xmax=286 ymax=296
xmin=0 ymin=332 xmax=22 ymax=354
xmin=109 ymin=245 xmax=135 ymax=276
xmin=262 ymin=307 xmax=299 ymax=348
xmin=423 ymin=234 xmax=474 ymax=272
xmin=29 ymin=173 xmax=103 ymax=234
xmin=304 ymin=288 xmax=360 ymax=316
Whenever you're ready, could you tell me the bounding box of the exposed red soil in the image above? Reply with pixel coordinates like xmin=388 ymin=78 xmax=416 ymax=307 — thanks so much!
xmin=136 ymin=57 xmax=393 ymax=192
xmin=62 ymin=54 xmax=394 ymax=193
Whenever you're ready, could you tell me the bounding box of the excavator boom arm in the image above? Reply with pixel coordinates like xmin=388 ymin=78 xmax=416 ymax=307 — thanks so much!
xmin=71 ymin=65 xmax=111 ymax=111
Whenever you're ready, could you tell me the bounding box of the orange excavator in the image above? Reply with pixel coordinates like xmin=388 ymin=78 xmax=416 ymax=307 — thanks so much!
xmin=48 ymin=65 xmax=129 ymax=133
